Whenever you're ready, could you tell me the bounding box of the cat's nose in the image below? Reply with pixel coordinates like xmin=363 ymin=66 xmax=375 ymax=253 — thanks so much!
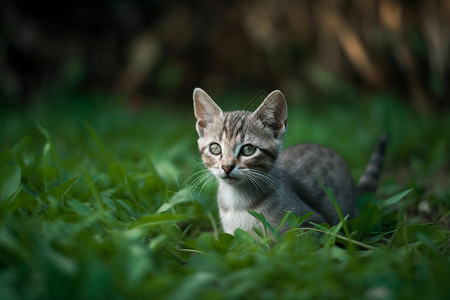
xmin=222 ymin=164 xmax=235 ymax=174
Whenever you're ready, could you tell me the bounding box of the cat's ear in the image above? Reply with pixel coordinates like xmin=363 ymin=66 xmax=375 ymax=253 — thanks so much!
xmin=193 ymin=88 xmax=222 ymax=136
xmin=254 ymin=90 xmax=287 ymax=139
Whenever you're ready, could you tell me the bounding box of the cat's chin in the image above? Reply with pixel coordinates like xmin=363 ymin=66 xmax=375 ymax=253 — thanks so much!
xmin=218 ymin=176 xmax=242 ymax=186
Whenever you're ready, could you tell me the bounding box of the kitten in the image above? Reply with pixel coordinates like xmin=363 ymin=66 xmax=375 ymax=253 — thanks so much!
xmin=193 ymin=88 xmax=387 ymax=235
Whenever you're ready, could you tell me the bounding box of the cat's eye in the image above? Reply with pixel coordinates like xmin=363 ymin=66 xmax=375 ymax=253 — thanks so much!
xmin=209 ymin=143 xmax=222 ymax=155
xmin=241 ymin=144 xmax=257 ymax=156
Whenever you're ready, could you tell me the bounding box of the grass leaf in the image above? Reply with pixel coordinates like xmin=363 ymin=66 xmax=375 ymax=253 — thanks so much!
xmin=84 ymin=122 xmax=114 ymax=162
xmin=130 ymin=213 xmax=190 ymax=229
xmin=317 ymin=178 xmax=354 ymax=250
xmin=383 ymin=188 xmax=413 ymax=207
xmin=0 ymin=165 xmax=22 ymax=203
xmin=248 ymin=210 xmax=277 ymax=237
xmin=40 ymin=176 xmax=79 ymax=201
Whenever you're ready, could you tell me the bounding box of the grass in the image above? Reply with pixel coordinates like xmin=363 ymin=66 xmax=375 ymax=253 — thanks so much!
xmin=0 ymin=92 xmax=449 ymax=299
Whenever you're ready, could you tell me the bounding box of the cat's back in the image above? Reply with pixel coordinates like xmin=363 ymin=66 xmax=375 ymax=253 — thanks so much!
xmin=276 ymin=143 xmax=355 ymax=222
xmin=278 ymin=143 xmax=352 ymax=185
xmin=278 ymin=144 xmax=348 ymax=174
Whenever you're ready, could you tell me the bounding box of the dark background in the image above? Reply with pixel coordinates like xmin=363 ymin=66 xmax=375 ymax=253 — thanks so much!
xmin=1 ymin=0 xmax=449 ymax=111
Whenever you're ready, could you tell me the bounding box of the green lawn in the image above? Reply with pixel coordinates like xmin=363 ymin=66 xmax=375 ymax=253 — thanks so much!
xmin=1 ymin=92 xmax=449 ymax=299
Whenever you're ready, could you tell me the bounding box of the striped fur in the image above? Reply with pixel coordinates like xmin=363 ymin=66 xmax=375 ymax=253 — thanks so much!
xmin=355 ymin=135 xmax=388 ymax=198
xmin=193 ymin=88 xmax=387 ymax=235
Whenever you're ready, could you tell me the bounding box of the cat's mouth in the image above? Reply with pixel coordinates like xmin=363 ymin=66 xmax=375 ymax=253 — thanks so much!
xmin=220 ymin=174 xmax=237 ymax=180
xmin=219 ymin=173 xmax=240 ymax=183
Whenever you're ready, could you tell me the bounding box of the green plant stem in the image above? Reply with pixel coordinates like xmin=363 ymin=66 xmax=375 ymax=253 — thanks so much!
xmin=292 ymin=227 xmax=375 ymax=251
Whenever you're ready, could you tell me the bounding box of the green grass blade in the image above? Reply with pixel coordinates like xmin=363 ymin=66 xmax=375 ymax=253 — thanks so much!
xmin=84 ymin=122 xmax=114 ymax=162
xmin=83 ymin=169 xmax=104 ymax=210
xmin=37 ymin=123 xmax=62 ymax=179
xmin=130 ymin=213 xmax=190 ymax=229
xmin=310 ymin=222 xmax=330 ymax=232
xmin=40 ymin=176 xmax=79 ymax=202
xmin=0 ymin=165 xmax=22 ymax=204
xmin=317 ymin=178 xmax=353 ymax=250
xmin=248 ymin=210 xmax=277 ymax=237
xmin=276 ymin=211 xmax=292 ymax=233
xmin=383 ymin=188 xmax=413 ymax=207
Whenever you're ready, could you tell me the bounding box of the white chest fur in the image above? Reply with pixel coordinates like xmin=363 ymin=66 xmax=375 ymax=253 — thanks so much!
xmin=218 ymin=183 xmax=263 ymax=234
xmin=220 ymin=209 xmax=262 ymax=234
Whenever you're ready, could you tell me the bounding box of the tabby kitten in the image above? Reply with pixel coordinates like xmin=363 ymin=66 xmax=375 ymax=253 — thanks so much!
xmin=193 ymin=88 xmax=386 ymax=235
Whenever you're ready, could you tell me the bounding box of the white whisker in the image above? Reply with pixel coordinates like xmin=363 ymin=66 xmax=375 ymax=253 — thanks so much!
xmin=240 ymin=168 xmax=281 ymax=195
xmin=185 ymin=167 xmax=217 ymax=200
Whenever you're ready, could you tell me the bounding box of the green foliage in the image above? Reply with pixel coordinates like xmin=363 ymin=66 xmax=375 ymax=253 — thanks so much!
xmin=0 ymin=95 xmax=449 ymax=299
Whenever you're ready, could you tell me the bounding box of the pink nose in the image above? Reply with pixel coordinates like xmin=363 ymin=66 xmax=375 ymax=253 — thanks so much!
xmin=222 ymin=165 xmax=235 ymax=174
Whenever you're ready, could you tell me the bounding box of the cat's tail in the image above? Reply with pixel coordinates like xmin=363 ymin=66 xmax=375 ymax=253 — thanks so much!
xmin=355 ymin=134 xmax=388 ymax=198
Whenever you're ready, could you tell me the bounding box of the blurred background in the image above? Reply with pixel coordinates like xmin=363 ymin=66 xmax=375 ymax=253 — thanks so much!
xmin=1 ymin=0 xmax=449 ymax=111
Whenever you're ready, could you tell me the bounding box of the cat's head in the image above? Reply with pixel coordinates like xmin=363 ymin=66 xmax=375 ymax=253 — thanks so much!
xmin=193 ymin=88 xmax=287 ymax=186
